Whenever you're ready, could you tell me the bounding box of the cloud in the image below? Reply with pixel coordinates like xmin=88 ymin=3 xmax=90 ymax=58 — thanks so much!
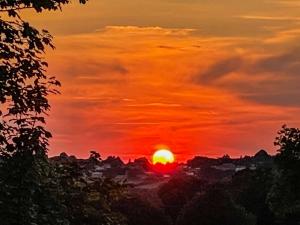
xmin=249 ymin=48 xmax=300 ymax=74
xmin=99 ymin=26 xmax=196 ymax=36
xmin=272 ymin=0 xmax=300 ymax=7
xmin=126 ymin=103 xmax=182 ymax=107
xmin=193 ymin=47 xmax=300 ymax=106
xmin=243 ymin=92 xmax=300 ymax=107
xmin=237 ymin=15 xmax=300 ymax=21
xmin=114 ymin=122 xmax=161 ymax=126
xmin=62 ymin=60 xmax=129 ymax=77
xmin=263 ymin=28 xmax=300 ymax=44
xmin=157 ymin=45 xmax=179 ymax=50
xmin=193 ymin=57 xmax=243 ymax=84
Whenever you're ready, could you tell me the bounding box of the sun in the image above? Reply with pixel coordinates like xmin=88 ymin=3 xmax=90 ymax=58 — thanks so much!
xmin=152 ymin=149 xmax=175 ymax=165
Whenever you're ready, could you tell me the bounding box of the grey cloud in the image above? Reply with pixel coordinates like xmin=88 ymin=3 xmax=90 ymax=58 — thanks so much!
xmin=221 ymin=77 xmax=300 ymax=107
xmin=193 ymin=56 xmax=243 ymax=84
xmin=249 ymin=48 xmax=300 ymax=75
xmin=243 ymin=92 xmax=300 ymax=107
xmin=157 ymin=45 xmax=178 ymax=50
xmin=63 ymin=60 xmax=129 ymax=78
xmin=194 ymin=48 xmax=300 ymax=84
xmin=192 ymin=48 xmax=300 ymax=106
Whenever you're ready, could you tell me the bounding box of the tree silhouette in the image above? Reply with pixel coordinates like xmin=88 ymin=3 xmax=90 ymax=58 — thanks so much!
xmin=0 ymin=1 xmax=87 ymax=224
xmin=0 ymin=0 xmax=88 ymax=162
xmin=267 ymin=125 xmax=300 ymax=224
xmin=90 ymin=150 xmax=102 ymax=162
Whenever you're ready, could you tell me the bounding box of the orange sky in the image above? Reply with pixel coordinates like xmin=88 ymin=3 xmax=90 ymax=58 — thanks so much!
xmin=23 ymin=0 xmax=300 ymax=162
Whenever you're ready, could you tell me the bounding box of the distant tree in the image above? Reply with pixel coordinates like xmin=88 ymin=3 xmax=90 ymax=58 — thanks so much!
xmin=254 ymin=149 xmax=271 ymax=160
xmin=267 ymin=125 xmax=300 ymax=224
xmin=0 ymin=1 xmax=87 ymax=224
xmin=90 ymin=150 xmax=102 ymax=162
xmin=187 ymin=156 xmax=218 ymax=169
xmin=104 ymin=156 xmax=124 ymax=167
xmin=133 ymin=157 xmax=151 ymax=170
xmin=113 ymin=196 xmax=171 ymax=225
xmin=219 ymin=154 xmax=232 ymax=163
xmin=274 ymin=125 xmax=300 ymax=168
xmin=176 ymin=187 xmax=255 ymax=225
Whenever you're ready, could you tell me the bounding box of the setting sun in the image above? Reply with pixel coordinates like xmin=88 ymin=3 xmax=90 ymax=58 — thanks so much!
xmin=152 ymin=149 xmax=175 ymax=165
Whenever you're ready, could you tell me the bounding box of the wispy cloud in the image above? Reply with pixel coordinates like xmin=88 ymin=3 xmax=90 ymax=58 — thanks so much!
xmin=263 ymin=28 xmax=300 ymax=43
xmin=99 ymin=26 xmax=196 ymax=36
xmin=126 ymin=103 xmax=182 ymax=107
xmin=237 ymin=15 xmax=300 ymax=21
xmin=271 ymin=0 xmax=300 ymax=7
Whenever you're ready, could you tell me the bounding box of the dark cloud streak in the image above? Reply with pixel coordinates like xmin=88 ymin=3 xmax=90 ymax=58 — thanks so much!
xmin=193 ymin=56 xmax=243 ymax=84
xmin=193 ymin=48 xmax=300 ymax=106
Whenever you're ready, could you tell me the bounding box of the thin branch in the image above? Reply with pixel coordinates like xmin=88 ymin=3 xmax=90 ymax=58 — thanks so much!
xmin=0 ymin=6 xmax=34 ymax=12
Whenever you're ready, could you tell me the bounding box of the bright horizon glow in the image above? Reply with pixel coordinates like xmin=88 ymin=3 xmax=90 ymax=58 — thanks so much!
xmin=152 ymin=149 xmax=175 ymax=165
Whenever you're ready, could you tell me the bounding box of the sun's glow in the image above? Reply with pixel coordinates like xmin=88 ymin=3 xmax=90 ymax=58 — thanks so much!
xmin=152 ymin=149 xmax=175 ymax=165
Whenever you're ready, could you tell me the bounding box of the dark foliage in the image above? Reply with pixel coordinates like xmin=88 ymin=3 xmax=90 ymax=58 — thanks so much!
xmin=187 ymin=156 xmax=218 ymax=169
xmin=103 ymin=156 xmax=124 ymax=168
xmin=113 ymin=196 xmax=171 ymax=225
xmin=0 ymin=1 xmax=90 ymax=224
xmin=267 ymin=125 xmax=300 ymax=224
xmin=158 ymin=176 xmax=205 ymax=222
xmin=230 ymin=169 xmax=275 ymax=225
xmin=53 ymin=159 xmax=126 ymax=225
xmin=0 ymin=154 xmax=68 ymax=225
xmin=176 ymin=187 xmax=255 ymax=225
xmin=89 ymin=150 xmax=102 ymax=162
xmin=0 ymin=0 xmax=87 ymax=12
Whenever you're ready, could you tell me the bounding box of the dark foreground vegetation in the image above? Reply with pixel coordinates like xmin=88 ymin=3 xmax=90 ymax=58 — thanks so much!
xmin=0 ymin=0 xmax=299 ymax=225
xmin=157 ymin=126 xmax=300 ymax=225
xmin=1 ymin=124 xmax=300 ymax=225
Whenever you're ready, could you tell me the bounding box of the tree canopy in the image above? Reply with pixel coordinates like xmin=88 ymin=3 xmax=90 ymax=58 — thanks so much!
xmin=267 ymin=125 xmax=300 ymax=224
xmin=0 ymin=1 xmax=88 ymax=224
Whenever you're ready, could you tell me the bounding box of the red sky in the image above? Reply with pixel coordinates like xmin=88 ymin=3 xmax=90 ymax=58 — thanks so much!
xmin=24 ymin=0 xmax=300 ymax=162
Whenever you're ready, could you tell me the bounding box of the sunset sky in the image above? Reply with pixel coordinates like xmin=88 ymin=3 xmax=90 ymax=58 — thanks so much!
xmin=24 ymin=0 xmax=300 ymax=162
